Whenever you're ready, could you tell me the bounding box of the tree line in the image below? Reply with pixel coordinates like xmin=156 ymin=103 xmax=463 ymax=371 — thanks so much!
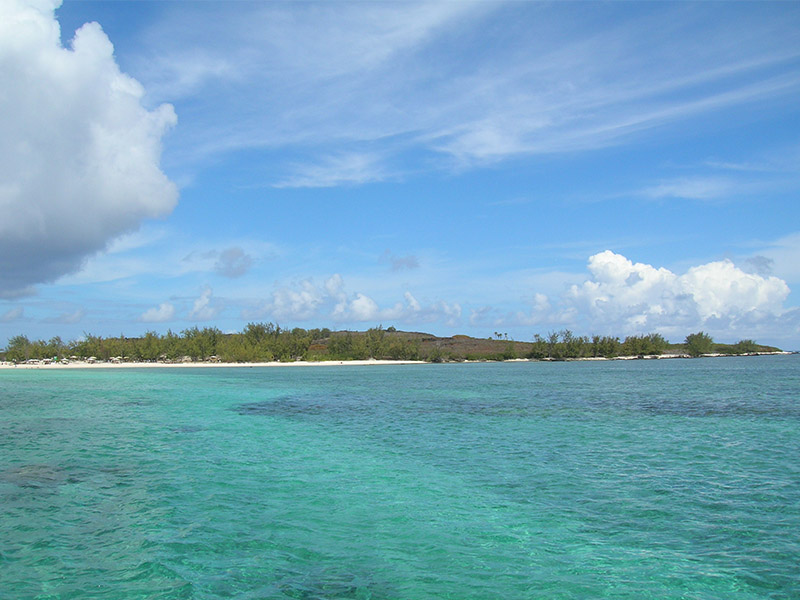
xmin=525 ymin=330 xmax=762 ymax=359
xmin=0 ymin=324 xmax=774 ymax=364
xmin=0 ymin=324 xmax=422 ymax=363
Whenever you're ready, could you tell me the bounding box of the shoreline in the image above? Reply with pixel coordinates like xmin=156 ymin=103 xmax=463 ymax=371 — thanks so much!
xmin=0 ymin=352 xmax=792 ymax=370
xmin=0 ymin=359 xmax=427 ymax=370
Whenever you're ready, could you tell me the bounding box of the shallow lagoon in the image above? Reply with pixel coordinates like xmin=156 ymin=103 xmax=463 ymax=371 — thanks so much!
xmin=2 ymin=356 xmax=799 ymax=599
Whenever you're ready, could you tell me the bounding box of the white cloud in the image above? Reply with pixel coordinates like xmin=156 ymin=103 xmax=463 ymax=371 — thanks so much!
xmin=398 ymin=292 xmax=462 ymax=326
xmin=269 ymin=279 xmax=326 ymax=321
xmin=566 ymin=250 xmax=790 ymax=334
xmin=135 ymin=3 xmax=800 ymax=182
xmin=403 ymin=291 xmax=421 ymax=313
xmin=140 ymin=302 xmax=175 ymax=323
xmin=682 ymin=260 xmax=787 ymax=320
xmin=515 ymin=293 xmax=552 ymax=326
xmin=0 ymin=0 xmax=177 ymax=296
xmin=105 ymin=227 xmax=169 ymax=254
xmin=324 ymin=274 xmax=345 ymax=299
xmin=244 ymin=275 xmax=461 ymax=326
xmin=189 ymin=287 xmax=221 ymax=321
xmin=462 ymin=251 xmax=795 ymax=343
xmin=330 ymin=287 xmax=462 ymax=326
xmin=274 ymin=153 xmax=389 ymax=189
xmin=640 ymin=176 xmax=738 ymax=201
xmin=347 ymin=293 xmax=380 ymax=321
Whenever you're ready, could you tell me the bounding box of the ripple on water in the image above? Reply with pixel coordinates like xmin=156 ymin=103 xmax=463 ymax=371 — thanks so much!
xmin=2 ymin=358 xmax=799 ymax=599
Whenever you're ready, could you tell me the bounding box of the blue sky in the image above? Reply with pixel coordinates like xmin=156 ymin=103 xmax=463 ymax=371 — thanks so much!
xmin=2 ymin=0 xmax=800 ymax=348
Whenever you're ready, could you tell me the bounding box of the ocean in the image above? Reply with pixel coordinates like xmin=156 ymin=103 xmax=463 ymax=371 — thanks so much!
xmin=1 ymin=356 xmax=798 ymax=599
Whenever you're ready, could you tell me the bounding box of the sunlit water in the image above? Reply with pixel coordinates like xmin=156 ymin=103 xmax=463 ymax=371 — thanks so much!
xmin=1 ymin=356 xmax=799 ymax=599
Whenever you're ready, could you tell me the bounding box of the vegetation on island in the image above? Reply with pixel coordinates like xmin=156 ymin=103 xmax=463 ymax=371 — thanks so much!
xmin=0 ymin=324 xmax=782 ymax=364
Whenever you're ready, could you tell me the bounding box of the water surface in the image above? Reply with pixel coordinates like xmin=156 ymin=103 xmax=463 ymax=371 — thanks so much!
xmin=1 ymin=356 xmax=799 ymax=599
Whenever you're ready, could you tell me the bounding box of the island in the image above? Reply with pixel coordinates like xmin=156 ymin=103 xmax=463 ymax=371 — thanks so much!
xmin=0 ymin=325 xmax=788 ymax=368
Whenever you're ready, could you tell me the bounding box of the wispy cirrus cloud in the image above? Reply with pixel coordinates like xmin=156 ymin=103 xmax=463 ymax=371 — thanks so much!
xmin=274 ymin=152 xmax=390 ymax=189
xmin=128 ymin=2 xmax=800 ymax=184
xmin=640 ymin=176 xmax=739 ymax=201
xmin=636 ymin=143 xmax=800 ymax=202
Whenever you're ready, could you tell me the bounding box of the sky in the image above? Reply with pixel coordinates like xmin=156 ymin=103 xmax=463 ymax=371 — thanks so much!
xmin=2 ymin=0 xmax=800 ymax=349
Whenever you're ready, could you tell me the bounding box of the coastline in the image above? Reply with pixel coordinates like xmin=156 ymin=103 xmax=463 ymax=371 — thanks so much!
xmin=0 ymin=352 xmax=792 ymax=370
xmin=0 ymin=358 xmax=428 ymax=370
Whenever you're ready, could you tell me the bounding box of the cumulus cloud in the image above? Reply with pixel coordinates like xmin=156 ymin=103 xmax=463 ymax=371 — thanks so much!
xmin=515 ymin=293 xmax=552 ymax=326
xmin=566 ymin=250 xmax=790 ymax=334
xmin=189 ymin=287 xmax=222 ymax=321
xmin=330 ymin=286 xmax=461 ymax=326
xmin=0 ymin=0 xmax=177 ymax=296
xmin=345 ymin=293 xmax=381 ymax=321
xmin=398 ymin=292 xmax=462 ymax=326
xmin=141 ymin=302 xmax=176 ymax=323
xmin=1 ymin=307 xmax=24 ymax=323
xmin=214 ymin=247 xmax=254 ymax=278
xmin=269 ymin=279 xmax=327 ymax=321
xmin=246 ymin=275 xmax=461 ymax=326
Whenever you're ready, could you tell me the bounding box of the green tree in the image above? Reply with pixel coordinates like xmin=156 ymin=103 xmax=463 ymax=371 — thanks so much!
xmin=365 ymin=326 xmax=387 ymax=358
xmin=590 ymin=335 xmax=601 ymax=358
xmin=645 ymin=333 xmax=668 ymax=355
xmin=561 ymin=330 xmax=588 ymax=358
xmin=139 ymin=331 xmax=162 ymax=361
xmin=685 ymin=331 xmax=713 ymax=357
xmin=733 ymin=339 xmax=758 ymax=354
xmin=599 ymin=336 xmax=621 ymax=358
xmin=5 ymin=335 xmax=31 ymax=362
xmin=327 ymin=332 xmax=367 ymax=360
xmin=546 ymin=331 xmax=560 ymax=359
xmin=528 ymin=334 xmax=547 ymax=359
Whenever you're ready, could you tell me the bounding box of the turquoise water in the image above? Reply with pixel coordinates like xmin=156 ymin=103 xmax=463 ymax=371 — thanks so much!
xmin=1 ymin=356 xmax=799 ymax=599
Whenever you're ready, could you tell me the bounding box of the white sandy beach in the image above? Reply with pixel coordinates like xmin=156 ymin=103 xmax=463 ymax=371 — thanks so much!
xmin=0 ymin=359 xmax=429 ymax=370
xmin=1 ymin=352 xmax=791 ymax=370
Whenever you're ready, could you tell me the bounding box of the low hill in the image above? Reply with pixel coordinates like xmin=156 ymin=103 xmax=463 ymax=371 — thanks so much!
xmin=1 ymin=326 xmax=783 ymax=364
